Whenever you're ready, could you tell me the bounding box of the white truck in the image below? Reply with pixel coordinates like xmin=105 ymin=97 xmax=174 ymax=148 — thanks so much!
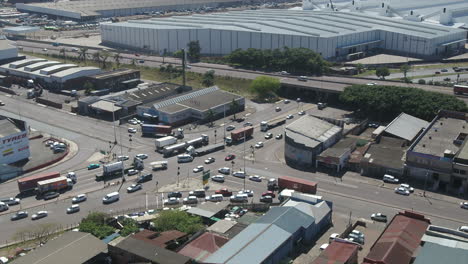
xmin=96 ymin=161 xmax=124 ymax=181
xmin=150 ymin=161 xmax=168 ymax=170
xmin=155 ymin=136 xmax=177 ymax=152
xmin=260 ymin=117 xmax=286 ymax=132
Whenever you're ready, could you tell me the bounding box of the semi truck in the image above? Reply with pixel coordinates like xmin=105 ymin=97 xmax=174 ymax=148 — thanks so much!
xmin=155 ymin=136 xmax=177 ymax=152
xmin=36 ymin=176 xmax=73 ymax=194
xmin=260 ymin=117 xmax=286 ymax=132
xmin=141 ymin=124 xmax=172 ymax=137
xmin=162 ymin=134 xmax=209 ymax=157
xmin=225 ymin=127 xmax=254 ymax=145
xmin=195 ymin=142 xmax=225 ymax=156
xmin=17 ymin=172 xmax=61 ymax=194
xmin=268 ymin=176 xmax=317 ymax=194
xmin=187 ymin=134 xmax=209 ymax=148
xmin=96 ymin=161 xmax=124 ymax=181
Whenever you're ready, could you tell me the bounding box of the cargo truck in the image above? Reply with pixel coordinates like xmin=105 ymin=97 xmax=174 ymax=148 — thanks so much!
xmin=162 ymin=134 xmax=209 ymax=157
xmin=36 ymin=176 xmax=73 ymax=194
xmin=17 ymin=172 xmax=61 ymax=194
xmin=269 ymin=176 xmax=317 ymax=194
xmin=260 ymin=117 xmax=286 ymax=132
xmin=155 ymin=136 xmax=177 ymax=152
xmin=150 ymin=161 xmax=168 ymax=170
xmin=141 ymin=124 xmax=172 ymax=137
xmin=96 ymin=161 xmax=124 ymax=181
xmin=225 ymin=127 xmax=254 ymax=145
xmin=195 ymin=142 xmax=225 ymax=156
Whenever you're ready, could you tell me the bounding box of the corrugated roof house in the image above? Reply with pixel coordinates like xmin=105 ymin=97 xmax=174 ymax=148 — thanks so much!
xmin=178 ymin=232 xmax=229 ymax=262
xmin=383 ymin=113 xmax=429 ymax=142
xmin=312 ymin=240 xmax=359 ymax=264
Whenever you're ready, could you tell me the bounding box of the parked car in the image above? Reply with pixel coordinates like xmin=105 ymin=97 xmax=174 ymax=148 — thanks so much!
xmin=230 ymin=194 xmax=248 ymax=203
xmin=232 ymin=171 xmax=246 ymax=178
xmin=284 ymin=99 xmax=290 ymax=103
xmin=371 ymin=213 xmax=387 ymax=222
xmin=0 ymin=100 xmax=4 ymax=106
xmin=32 ymin=211 xmax=48 ymax=220
xmin=395 ymin=187 xmax=410 ymax=196
xmin=193 ymin=165 xmax=204 ymax=173
xmin=204 ymin=157 xmax=215 ymax=164
xmin=255 ymin=142 xmax=264 ymax=148
xmin=238 ymin=189 xmax=254 ymax=197
xmin=128 ymin=128 xmax=137 ymax=133
xmin=87 ymin=163 xmax=100 ymax=170
xmin=286 ymin=114 xmax=294 ymax=119
xmin=164 ymin=197 xmax=180 ymax=205
xmin=226 ymin=125 xmax=236 ymax=131
xmin=137 ymin=173 xmax=153 ymax=183
xmin=189 ymin=189 xmax=206 ymax=198
xmin=183 ymin=196 xmax=198 ymax=205
xmin=319 ymin=243 xmax=329 ymax=251
xmin=461 ymin=201 xmax=468 ymax=209
xmin=43 ymin=192 xmax=59 ymax=200
xmin=205 ymin=194 xmax=223 ymax=202
xmin=458 ymin=226 xmax=468 ymax=233
xmin=168 ymin=192 xmax=182 ymax=198
xmin=243 ymin=122 xmax=253 ymax=127
xmin=329 ymin=233 xmax=340 ymax=243
xmin=400 ymin=183 xmax=414 ymax=193
xmin=127 ymin=169 xmax=138 ymax=176
xmin=298 ymin=111 xmax=305 ymax=116
xmin=275 ymin=107 xmax=281 ymax=112
xmin=215 ymin=188 xmax=232 ymax=197
xmin=383 ymin=174 xmax=399 ymax=183
xmin=218 ymin=167 xmax=231 ymax=174
xmin=11 ymin=211 xmax=28 ymax=221
xmin=135 ymin=153 xmax=148 ymax=160
xmin=117 ymin=155 xmax=129 ymax=161
xmin=66 ymin=204 xmax=80 ymax=214
xmin=225 ymin=154 xmax=236 ymax=161
xmin=72 ymin=194 xmax=87 ymax=204
xmin=260 ymin=196 xmax=273 ymax=203
xmin=275 ymin=134 xmax=283 ymax=139
xmin=211 ymin=175 xmax=225 ymax=183
xmin=127 ymin=184 xmax=142 ymax=193
xmin=265 ymin=133 xmax=273 ymax=139
xmin=249 ymin=175 xmax=262 ymax=182
xmin=262 ymin=191 xmax=276 ymax=198
xmin=128 ymin=119 xmax=138 ymax=125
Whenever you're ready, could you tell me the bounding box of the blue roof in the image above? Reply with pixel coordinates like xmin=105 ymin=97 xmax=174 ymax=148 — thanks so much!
xmin=414 ymin=241 xmax=468 ymax=264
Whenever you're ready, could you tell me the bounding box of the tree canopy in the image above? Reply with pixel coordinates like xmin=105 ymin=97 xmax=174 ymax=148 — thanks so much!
xmin=375 ymin=67 xmax=390 ymax=79
xmin=249 ymin=76 xmax=280 ymax=99
xmin=339 ymin=84 xmax=467 ymax=121
xmin=152 ymin=210 xmax=203 ymax=234
xmin=226 ymin=47 xmax=329 ymax=74
xmin=79 ymin=212 xmax=114 ymax=239
xmin=202 ymin=70 xmax=215 ymax=87
xmin=187 ymin=41 xmax=201 ymax=62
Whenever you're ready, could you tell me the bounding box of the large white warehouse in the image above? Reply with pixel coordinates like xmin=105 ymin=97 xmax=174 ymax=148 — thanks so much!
xmin=101 ymin=9 xmax=466 ymax=59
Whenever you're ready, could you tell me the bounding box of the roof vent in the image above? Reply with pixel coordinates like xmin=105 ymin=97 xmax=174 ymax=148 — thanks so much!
xmin=382 ymin=3 xmax=384 ymax=8
xmin=435 ymin=129 xmax=438 ymax=132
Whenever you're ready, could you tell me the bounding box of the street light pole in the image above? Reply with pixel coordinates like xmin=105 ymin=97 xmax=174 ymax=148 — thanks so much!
xmin=243 ymin=130 xmax=246 ymax=190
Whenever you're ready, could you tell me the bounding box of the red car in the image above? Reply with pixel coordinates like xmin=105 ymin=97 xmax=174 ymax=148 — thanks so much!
xmin=225 ymin=154 xmax=236 ymax=161
xmin=262 ymin=191 xmax=276 ymax=198
xmin=134 ymin=53 xmax=140 ymax=57
xmin=215 ymin=188 xmax=232 ymax=197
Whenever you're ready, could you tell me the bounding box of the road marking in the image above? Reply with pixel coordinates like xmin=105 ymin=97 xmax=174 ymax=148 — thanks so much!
xmin=68 ymin=112 xmax=77 ymax=116
xmin=37 ymin=104 xmax=46 ymax=107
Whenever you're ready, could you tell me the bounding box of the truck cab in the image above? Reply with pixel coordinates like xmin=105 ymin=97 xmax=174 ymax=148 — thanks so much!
xmin=67 ymin=172 xmax=77 ymax=183
xmin=174 ymin=128 xmax=184 ymax=139
xmin=260 ymin=121 xmax=268 ymax=132
xmin=225 ymin=137 xmax=233 ymax=145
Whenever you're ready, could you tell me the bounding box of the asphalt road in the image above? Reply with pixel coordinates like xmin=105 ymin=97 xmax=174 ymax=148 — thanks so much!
xmin=0 ymin=93 xmax=467 ymax=243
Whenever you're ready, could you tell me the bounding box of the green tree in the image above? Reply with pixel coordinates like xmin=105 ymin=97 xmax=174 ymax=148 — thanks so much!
xmin=230 ymin=98 xmax=240 ymax=120
xmin=418 ymin=79 xmax=426 ymax=84
xmin=120 ymin=218 xmax=139 ymax=237
xmin=356 ymin=63 xmax=364 ymax=74
xmin=100 ymin=51 xmax=111 ymax=69
xmin=78 ymin=47 xmax=88 ymax=62
xmin=84 ymin=81 xmax=94 ymax=95
xmin=78 ymin=212 xmax=114 ymax=239
xmin=187 ymin=40 xmax=201 ymax=62
xmin=173 ymin=50 xmax=183 ymax=58
xmin=375 ymin=67 xmax=390 ymax=79
xmin=113 ymin=53 xmax=122 ymax=67
xmin=202 ymin=70 xmax=215 ymax=87
xmin=400 ymin=64 xmax=410 ymax=79
xmin=152 ymin=210 xmax=203 ymax=234
xmin=249 ymin=76 xmax=281 ymax=99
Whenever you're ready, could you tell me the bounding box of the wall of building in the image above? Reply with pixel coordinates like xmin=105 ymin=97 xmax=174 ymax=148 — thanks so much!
xmin=0 ymin=129 xmax=30 ymax=165
xmin=284 ymin=136 xmax=319 ymax=168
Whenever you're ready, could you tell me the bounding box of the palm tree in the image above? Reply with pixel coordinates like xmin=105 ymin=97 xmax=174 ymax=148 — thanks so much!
xmin=100 ymin=51 xmax=110 ymax=69
xmin=78 ymin=47 xmax=88 ymax=62
xmin=230 ymin=99 xmax=239 ymax=120
xmin=93 ymin=51 xmax=101 ymax=67
xmin=113 ymin=53 xmax=121 ymax=67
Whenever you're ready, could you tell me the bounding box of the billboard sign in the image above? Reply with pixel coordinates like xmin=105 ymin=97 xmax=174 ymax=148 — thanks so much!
xmin=0 ymin=131 xmax=30 ymax=165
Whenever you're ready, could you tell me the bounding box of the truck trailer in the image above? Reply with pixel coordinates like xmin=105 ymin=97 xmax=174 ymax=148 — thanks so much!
xmin=195 ymin=142 xmax=225 ymax=156
xmin=36 ymin=176 xmax=73 ymax=194
xmin=17 ymin=172 xmax=60 ymax=194
xmin=141 ymin=124 xmax=172 ymax=137
xmin=96 ymin=161 xmax=124 ymax=181
xmin=260 ymin=117 xmax=286 ymax=132
xmin=155 ymin=136 xmax=177 ymax=152
xmin=150 ymin=161 xmax=168 ymax=170
xmin=274 ymin=176 xmax=318 ymax=194
xmin=162 ymin=134 xmax=209 ymax=157
xmin=225 ymin=127 xmax=254 ymax=145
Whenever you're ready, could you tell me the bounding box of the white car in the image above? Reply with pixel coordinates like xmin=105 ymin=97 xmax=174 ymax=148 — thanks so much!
xmin=275 ymin=107 xmax=281 ymax=112
xmin=205 ymin=194 xmax=223 ymax=202
xmin=230 ymin=194 xmax=248 ymax=203
xmin=249 ymin=175 xmax=262 ymax=182
xmin=193 ymin=165 xmax=204 ymax=173
xmin=127 ymin=184 xmax=142 ymax=193
xmin=218 ymin=167 xmax=231 ymax=175
xmin=183 ymin=196 xmax=198 ymax=205
xmin=164 ymin=197 xmax=180 ymax=205
xmin=238 ymin=190 xmax=254 ymax=197
xmin=72 ymin=194 xmax=87 ymax=204
xmin=298 ymin=111 xmax=306 ymax=115
xmin=204 ymin=157 xmax=215 ymax=164
xmin=367 ymin=82 xmax=377 ymax=86
xmin=128 ymin=128 xmax=137 ymax=133
xmin=286 ymin=114 xmax=294 ymax=119
xmin=284 ymin=99 xmax=290 ymax=103
xmin=395 ymin=187 xmax=410 ymax=196
xmin=128 ymin=119 xmax=138 ymax=125
xmin=42 ymin=48 xmax=48 ymax=52
xmin=319 ymin=243 xmax=329 ymax=251
xmin=32 ymin=211 xmax=48 ymax=220
xmin=66 ymin=204 xmax=80 ymax=214
xmin=458 ymin=226 xmax=468 ymax=233
xmin=127 ymin=169 xmax=138 ymax=176
xmin=400 ymin=183 xmax=414 ymax=193
xmin=135 ymin=153 xmax=148 ymax=160
xmin=232 ymin=171 xmax=246 ymax=178
xmin=255 ymin=142 xmax=264 ymax=148
xmin=264 ymin=133 xmax=273 ymax=139
xmin=461 ymin=201 xmax=468 ymax=209
xmin=117 ymin=155 xmax=129 ymax=161
xmin=329 ymin=233 xmax=340 ymax=243
xmin=211 ymin=175 xmax=225 ymax=183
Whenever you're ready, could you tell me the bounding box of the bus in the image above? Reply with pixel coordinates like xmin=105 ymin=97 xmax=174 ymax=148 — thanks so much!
xmin=453 ymin=85 xmax=468 ymax=95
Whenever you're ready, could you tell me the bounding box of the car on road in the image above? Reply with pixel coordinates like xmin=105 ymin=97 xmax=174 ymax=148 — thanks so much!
xmin=230 ymin=194 xmax=248 ymax=203
xmin=458 ymin=226 xmax=468 ymax=233
xmin=72 ymin=194 xmax=87 ymax=204
xmin=461 ymin=201 xmax=468 ymax=209
xmin=66 ymin=204 xmax=80 ymax=214
xmin=87 ymin=163 xmax=100 ymax=170
xmin=243 ymin=122 xmax=253 ymax=127
xmin=238 ymin=190 xmax=254 ymax=197
xmin=204 ymin=157 xmax=215 ymax=164
xmin=275 ymin=107 xmax=281 ymax=112
xmin=225 ymin=154 xmax=236 ymax=161
xmin=43 ymin=192 xmax=59 ymax=200
xmin=11 ymin=211 xmax=28 ymax=221
xmin=32 ymin=211 xmax=48 ymax=220
xmin=193 ymin=165 xmax=204 ymax=173
xmin=189 ymin=189 xmax=205 ymax=198
xmin=286 ymin=114 xmax=294 ymax=119
xmin=215 ymin=188 xmax=232 ymax=197
xmin=136 ymin=153 xmax=148 ymax=160
xmin=366 ymin=82 xmax=377 ymax=86
xmin=168 ymin=192 xmax=182 ymax=198
xmin=371 ymin=213 xmax=388 ymax=222
xmin=1 ymin=197 xmax=20 ymax=205
xmin=255 ymin=142 xmax=263 ymax=148
xmin=262 ymin=191 xmax=276 ymax=198
xmin=400 ymin=183 xmax=414 ymax=193
xmin=226 ymin=125 xmax=236 ymax=131
xmin=183 ymin=196 xmax=198 ymax=205
xmin=127 ymin=169 xmax=138 ymax=176
xmin=134 ymin=53 xmax=140 ymax=56
xmin=395 ymin=187 xmax=410 ymax=196
xmin=138 ymin=60 xmax=145 ymax=63
xmin=297 ymin=76 xmax=307 ymax=81
xmin=435 ymin=71 xmax=441 ymax=74
xmin=164 ymin=197 xmax=180 ymax=205
xmin=249 ymin=175 xmax=262 ymax=182
xmin=260 ymin=196 xmax=273 ymax=203
xmin=218 ymin=167 xmax=231 ymax=174
xmin=275 ymin=134 xmax=283 ymax=139
xmin=284 ymin=99 xmax=290 ymax=104
xmin=42 ymin=48 xmax=48 ymax=52
xmin=128 ymin=127 xmax=137 ymax=133
xmin=117 ymin=155 xmax=129 ymax=161
xmin=232 ymin=171 xmax=246 ymax=178
xmin=280 ymin=71 xmax=289 ymax=75
xmin=441 ymin=68 xmax=448 ymax=72
xmin=205 ymin=194 xmax=223 ymax=202
xmin=265 ymin=133 xmax=273 ymax=139
xmin=383 ymin=174 xmax=399 ymax=183
xmin=211 ymin=175 xmax=225 ymax=183
xmin=136 ymin=173 xmax=152 ymax=183
xmin=0 ymin=100 xmax=4 ymax=106
xmin=127 ymin=184 xmax=142 ymax=193
xmin=298 ymin=111 xmax=305 ymax=116
xmin=71 ymin=48 xmax=79 ymax=52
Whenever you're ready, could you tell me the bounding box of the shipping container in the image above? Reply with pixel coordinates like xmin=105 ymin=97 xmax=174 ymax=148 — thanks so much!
xmin=17 ymin=172 xmax=60 ymax=193
xmin=141 ymin=124 xmax=172 ymax=136
xmin=277 ymin=176 xmax=317 ymax=194
xmin=36 ymin=176 xmax=72 ymax=194
xmin=228 ymin=127 xmax=254 ymax=144
xmin=155 ymin=136 xmax=177 ymax=151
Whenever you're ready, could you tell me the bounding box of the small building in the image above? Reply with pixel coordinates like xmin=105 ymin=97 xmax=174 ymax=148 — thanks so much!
xmin=10 ymin=231 xmax=107 ymax=264
xmin=360 ymin=137 xmax=407 ymax=178
xmin=108 ymin=236 xmax=192 ymax=264
xmin=312 ymin=240 xmax=359 ymax=264
xmin=186 ymin=201 xmax=229 ymax=223
xmin=382 ymin=112 xmax=429 ymax=143
xmin=178 ymin=232 xmax=229 ymax=262
xmin=285 ymin=115 xmax=342 ymax=169
xmin=132 ymin=229 xmax=189 ymax=250
xmin=317 ymin=137 xmax=357 ymax=173
xmin=85 ymin=69 xmax=140 ymax=91
xmin=363 ymin=210 xmax=431 ymax=264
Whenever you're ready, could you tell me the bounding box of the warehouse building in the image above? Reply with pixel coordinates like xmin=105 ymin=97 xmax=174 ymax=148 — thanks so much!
xmin=317 ymin=137 xmax=357 ymax=173
xmin=381 ymin=112 xmax=429 ymax=143
xmin=285 ymin=115 xmax=342 ymax=169
xmin=0 ymin=115 xmax=30 ymax=166
xmin=100 ymin=9 xmax=466 ymax=59
xmin=16 ymin=0 xmax=252 ymax=21
xmin=0 ymin=38 xmax=21 ymax=65
xmin=84 ymin=69 xmax=141 ymax=92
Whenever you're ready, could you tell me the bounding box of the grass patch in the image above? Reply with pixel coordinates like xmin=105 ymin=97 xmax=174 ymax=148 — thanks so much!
xmin=411 ymin=62 xmax=468 ymax=70
xmin=404 ymin=72 xmax=460 ymax=80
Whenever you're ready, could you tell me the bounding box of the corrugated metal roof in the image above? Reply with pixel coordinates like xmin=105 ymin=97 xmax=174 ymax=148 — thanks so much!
xmin=312 ymin=240 xmax=359 ymax=264
xmin=384 ymin=113 xmax=429 ymax=141
xmin=256 ymin=206 xmax=314 ymax=234
xmin=413 ymin=241 xmax=468 ymax=264
xmin=286 ymin=115 xmax=342 ymax=148
xmin=178 ymin=232 xmax=229 ymax=262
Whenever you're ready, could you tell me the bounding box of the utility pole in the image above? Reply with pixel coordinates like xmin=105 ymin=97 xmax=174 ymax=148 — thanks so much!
xmin=223 ymin=104 xmax=226 ymax=151
xmin=243 ymin=130 xmax=246 ymax=190
xmin=181 ymin=48 xmax=186 ymax=88
xmin=423 ymin=172 xmax=428 ymax=197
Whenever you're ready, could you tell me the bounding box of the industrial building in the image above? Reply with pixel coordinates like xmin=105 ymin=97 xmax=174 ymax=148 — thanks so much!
xmin=0 ymin=38 xmax=21 ymax=65
xmin=0 ymin=115 xmax=30 ymax=166
xmin=84 ymin=69 xmax=141 ymax=92
xmin=100 ymin=9 xmax=466 ymax=59
xmin=381 ymin=112 xmax=429 ymax=143
xmin=317 ymin=137 xmax=357 ymax=173
xmin=285 ymin=115 xmax=342 ymax=169
xmin=16 ymin=0 xmax=251 ymax=21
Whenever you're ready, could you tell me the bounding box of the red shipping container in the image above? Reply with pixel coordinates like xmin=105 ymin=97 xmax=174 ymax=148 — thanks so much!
xmin=278 ymin=176 xmax=317 ymax=194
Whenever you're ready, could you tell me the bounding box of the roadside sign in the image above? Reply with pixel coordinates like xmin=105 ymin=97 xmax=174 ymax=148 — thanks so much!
xmin=202 ymin=170 xmax=210 ymax=185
